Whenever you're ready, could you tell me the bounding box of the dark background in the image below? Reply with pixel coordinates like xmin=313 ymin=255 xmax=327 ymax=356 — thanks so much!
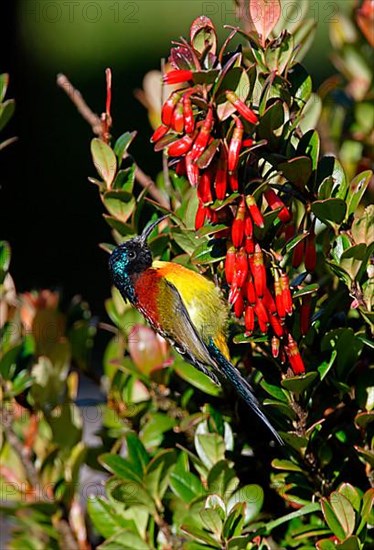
xmin=1 ymin=0 xmax=344 ymax=319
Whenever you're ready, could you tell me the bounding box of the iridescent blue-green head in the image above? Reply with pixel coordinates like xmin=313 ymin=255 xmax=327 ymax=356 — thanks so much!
xmin=108 ymin=217 xmax=167 ymax=302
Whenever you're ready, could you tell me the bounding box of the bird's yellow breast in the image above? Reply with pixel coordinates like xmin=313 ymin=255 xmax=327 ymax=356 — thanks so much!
xmin=152 ymin=261 xmax=229 ymax=359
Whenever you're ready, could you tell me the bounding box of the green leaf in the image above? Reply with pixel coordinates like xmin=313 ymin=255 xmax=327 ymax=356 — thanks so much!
xmin=335 ymin=536 xmax=363 ymax=550
xmin=190 ymin=16 xmax=217 ymax=55
xmin=170 ymin=456 xmax=205 ymax=503
xmin=194 ymin=430 xmax=225 ymax=469
xmin=181 ymin=524 xmax=220 ymax=547
xmin=321 ymin=495 xmax=350 ymax=541
xmin=281 ymin=372 xmax=318 ymax=396
xmin=200 ymin=508 xmax=223 ymax=537
xmin=352 ymin=205 xmax=374 ymax=245
xmin=109 ymin=479 xmax=155 ymax=512
xmin=228 ymin=485 xmax=264 ymax=524
xmin=192 ymin=70 xmax=220 ymax=85
xmin=87 ymin=496 xmax=134 ymax=539
xmin=316 ymin=539 xmax=338 ymax=550
xmin=103 ymin=192 xmax=136 ymax=223
xmin=99 ymin=454 xmax=143 ymax=483
xmin=0 ymin=73 xmax=9 ymax=102
xmin=317 ymin=156 xmax=347 ymax=199
xmin=125 ymin=432 xmax=150 ymax=475
xmin=264 ymin=502 xmax=321 ymax=533
xmin=0 ymin=99 xmax=15 ymax=132
xmin=91 ymin=138 xmax=117 ymax=187
xmin=330 ymin=492 xmax=356 ymax=539
xmin=278 ymin=156 xmax=312 ymax=189
xmin=0 ymin=344 xmax=22 ymax=379
xmin=346 ymin=171 xmax=372 ymax=219
xmin=272 ymin=459 xmax=303 ymax=472
xmin=0 ymin=241 xmax=11 ymax=278
xmin=216 ymin=68 xmax=250 ymax=121
xmin=112 ymin=166 xmax=135 ymax=194
xmin=258 ymin=99 xmax=284 ymax=144
xmin=289 ymin=63 xmax=312 ymax=105
xmin=173 ymin=356 xmax=221 ymax=396
xmin=291 ymin=283 xmax=319 ymax=299
xmin=360 ymin=488 xmax=374 ymax=525
xmin=227 ymin=536 xmax=253 ymax=550
xmin=297 ymin=129 xmax=320 ymax=171
xmin=338 ymin=484 xmax=361 ymax=513
xmin=312 ymin=198 xmax=346 ymax=225
xmin=207 ymin=460 xmax=240 ymax=498
xmin=223 ymin=502 xmax=245 ymax=539
xmin=140 ymin=413 xmax=176 ymax=449
xmin=99 ymin=528 xmax=151 ymax=549
xmin=144 ymin=449 xmax=177 ymax=502
xmin=113 ymin=131 xmax=137 ymax=165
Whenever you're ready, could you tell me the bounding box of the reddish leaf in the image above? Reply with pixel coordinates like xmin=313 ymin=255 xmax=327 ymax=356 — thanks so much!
xmin=249 ymin=0 xmax=281 ymax=46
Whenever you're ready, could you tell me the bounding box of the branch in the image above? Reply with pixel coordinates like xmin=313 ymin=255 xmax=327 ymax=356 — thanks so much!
xmin=57 ymin=73 xmax=170 ymax=209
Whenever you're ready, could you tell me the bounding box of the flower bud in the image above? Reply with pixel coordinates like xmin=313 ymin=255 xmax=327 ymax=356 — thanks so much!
xmin=225 ymin=91 xmax=258 ymax=124
xmin=231 ymin=196 xmax=246 ymax=248
xmin=228 ymin=116 xmax=243 ymax=173
xmin=246 ymin=195 xmax=264 ymax=228
xmin=163 ymin=69 xmax=193 ymax=84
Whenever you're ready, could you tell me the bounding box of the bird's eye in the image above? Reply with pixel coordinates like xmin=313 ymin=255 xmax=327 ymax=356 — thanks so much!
xmin=127 ymin=250 xmax=136 ymax=260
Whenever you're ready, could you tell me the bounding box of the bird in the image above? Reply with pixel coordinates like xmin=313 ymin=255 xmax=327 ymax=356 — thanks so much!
xmin=109 ymin=217 xmax=283 ymax=444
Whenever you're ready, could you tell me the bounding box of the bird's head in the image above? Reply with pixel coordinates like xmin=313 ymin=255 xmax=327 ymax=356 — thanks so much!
xmin=109 ymin=216 xmax=168 ymax=298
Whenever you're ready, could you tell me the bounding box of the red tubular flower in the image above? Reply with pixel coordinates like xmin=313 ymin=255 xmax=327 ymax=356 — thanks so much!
xmin=229 ymin=171 xmax=239 ymax=192
xmin=225 ymin=91 xmax=258 ymax=124
xmin=285 ymin=333 xmax=305 ymax=374
xmin=197 ymin=168 xmax=213 ymax=204
xmin=281 ymin=273 xmax=293 ymax=315
xmin=269 ymin=314 xmax=284 ymax=338
xmin=274 ymin=275 xmax=286 ymax=320
xmin=300 ymin=295 xmax=312 ymax=335
xmin=190 ymin=108 xmax=213 ymax=161
xmin=215 ymin=147 xmax=228 ymax=200
xmin=175 ymin=158 xmax=186 ymax=176
xmin=284 ymin=223 xmax=295 ymax=242
xmin=185 ymin=151 xmax=199 ymax=186
xmin=167 ymin=134 xmax=193 ymax=157
xmin=234 ymin=291 xmax=244 ymax=318
xmin=206 ymin=207 xmax=219 ymax=223
xmin=228 ymin=116 xmax=243 ymax=173
xmin=171 ymin=101 xmax=184 ymax=133
xmin=305 ymin=229 xmax=317 ymax=272
xmin=161 ymin=91 xmax=182 ymax=127
xmin=246 ymin=195 xmax=264 ymax=228
xmin=292 ymin=238 xmax=305 ymax=268
xmin=264 ymin=188 xmax=291 ymax=223
xmin=271 ymin=336 xmax=280 ymax=358
xmin=249 ymin=244 xmax=266 ymax=298
xmin=163 ymin=69 xmax=193 ymax=84
xmin=183 ymin=93 xmax=195 ymax=134
xmin=245 ymin=236 xmax=254 ymax=254
xmin=246 ymin=278 xmax=256 ymax=305
xmin=244 ymin=214 xmax=253 ymax=237
xmin=233 ymin=248 xmax=248 ymax=288
xmin=225 ymin=245 xmax=236 ymax=284
xmin=231 ymin=196 xmax=246 ymax=248
xmin=150 ymin=124 xmax=169 ymax=143
xmin=195 ymin=201 xmax=207 ymax=229
xmin=242 ymin=138 xmax=254 ymax=148
xmin=245 ymin=305 xmax=255 ymax=334
xmin=255 ymin=298 xmax=269 ymax=333
xmin=263 ymin=287 xmax=277 ymax=315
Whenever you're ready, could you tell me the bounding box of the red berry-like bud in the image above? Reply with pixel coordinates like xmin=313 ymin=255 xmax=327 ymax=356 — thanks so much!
xmin=234 ymin=291 xmax=245 ymax=318
xmin=195 ymin=201 xmax=207 ymax=229
xmin=161 ymin=91 xmax=181 ymax=127
xmin=244 ymin=214 xmax=253 ymax=237
xmin=233 ymin=247 xmax=248 ymax=288
xmin=244 ymin=236 xmax=254 ymax=254
xmin=274 ymin=275 xmax=286 ymax=320
xmin=245 ymin=305 xmax=255 ymax=334
xmin=183 ymin=92 xmax=195 ymax=134
xmin=225 ymin=91 xmax=258 ymax=124
xmin=167 ymin=134 xmax=193 ymax=157
xmin=242 ymin=138 xmax=254 ymax=148
xmin=264 ymin=188 xmax=291 ymax=222
xmin=163 ymin=69 xmax=193 ymax=84
xmin=249 ymin=244 xmax=266 ymax=298
xmin=284 ymin=223 xmax=295 ymax=242
xmin=271 ymin=335 xmax=280 ymax=358
xmin=229 ymin=170 xmax=239 ymax=192
xmin=263 ymin=287 xmax=277 ymax=315
xmin=255 ymin=298 xmax=269 ymax=333
xmin=281 ymin=273 xmax=293 ymax=315
xmin=150 ymin=124 xmax=169 ymax=143
xmin=300 ymin=295 xmax=312 ymax=335
xmin=292 ymin=238 xmax=305 ymax=268
xmin=246 ymin=195 xmax=264 ymax=228
xmin=171 ymin=101 xmax=184 ymax=133
xmin=305 ymin=229 xmax=317 ymax=272
xmin=269 ymin=314 xmax=284 ymax=338
xmin=228 ymin=116 xmax=243 ymax=173
xmin=285 ymin=333 xmax=305 ymax=374
xmin=246 ymin=276 xmax=257 ymax=305
xmin=190 ymin=108 xmax=213 ymax=161
xmin=231 ymin=196 xmax=246 ymax=248
xmin=175 ymin=158 xmax=186 ymax=176
xmin=185 ymin=151 xmax=199 ymax=186
xmin=215 ymin=147 xmax=228 ymax=200
xmin=197 ymin=169 xmax=213 ymax=204
xmin=225 ymin=245 xmax=236 ymax=284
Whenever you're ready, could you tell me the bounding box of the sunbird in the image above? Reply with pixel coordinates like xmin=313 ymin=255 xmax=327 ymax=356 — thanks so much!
xmin=109 ymin=218 xmax=282 ymax=444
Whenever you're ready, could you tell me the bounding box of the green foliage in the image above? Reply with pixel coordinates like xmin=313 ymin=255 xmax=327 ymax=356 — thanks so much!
xmin=1 ymin=2 xmax=373 ymax=549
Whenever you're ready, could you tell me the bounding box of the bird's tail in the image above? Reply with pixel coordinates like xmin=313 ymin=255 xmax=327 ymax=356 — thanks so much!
xmin=208 ymin=342 xmax=284 ymax=445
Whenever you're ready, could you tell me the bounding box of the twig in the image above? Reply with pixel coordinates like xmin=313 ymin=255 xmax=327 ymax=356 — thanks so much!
xmin=57 ymin=73 xmax=102 ymax=136
xmin=57 ymin=72 xmax=170 ymax=209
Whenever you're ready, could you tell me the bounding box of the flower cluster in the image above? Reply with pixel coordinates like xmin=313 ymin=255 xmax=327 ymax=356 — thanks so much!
xmin=152 ymin=17 xmax=311 ymax=375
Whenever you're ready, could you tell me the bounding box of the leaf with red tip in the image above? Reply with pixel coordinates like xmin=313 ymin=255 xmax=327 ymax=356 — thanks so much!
xmin=190 ymin=16 xmax=217 ymax=55
xmin=249 ymin=0 xmax=281 ymax=46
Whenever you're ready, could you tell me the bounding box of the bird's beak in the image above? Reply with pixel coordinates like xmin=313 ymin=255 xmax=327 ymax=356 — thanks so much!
xmin=140 ymin=214 xmax=170 ymax=244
